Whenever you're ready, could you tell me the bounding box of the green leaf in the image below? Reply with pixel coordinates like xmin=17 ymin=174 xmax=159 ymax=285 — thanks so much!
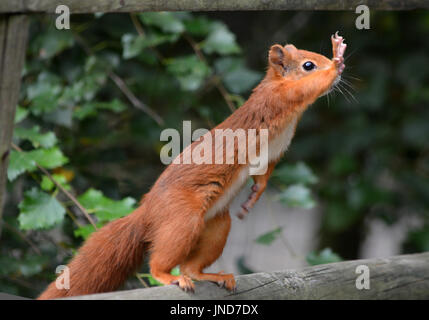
xmin=74 ymin=222 xmax=103 ymax=240
xmin=255 ymin=227 xmax=283 ymax=245
xmin=14 ymin=126 xmax=58 ymax=148
xmin=18 ymin=254 xmax=47 ymax=277
xmin=77 ymin=188 xmax=136 ymax=222
xmin=236 ymin=256 xmax=255 ymax=275
xmin=74 ymin=99 xmax=127 ymax=120
xmin=272 ymin=162 xmax=318 ymax=186
xmin=31 ymin=147 xmax=69 ymax=169
xmin=18 ymin=187 xmax=66 ymax=230
xmin=139 ymin=12 xmax=185 ymax=34
xmin=201 ymin=22 xmax=241 ymax=55
xmin=31 ymin=27 xmax=74 ymax=59
xmin=14 ymin=106 xmax=29 ymax=124
xmin=73 ymin=103 xmax=98 ymax=120
xmin=7 ymin=150 xmax=37 ymax=181
xmin=7 ymin=148 xmax=67 ymax=181
xmin=323 ymin=203 xmax=361 ymax=233
xmin=0 ymin=254 xmax=47 ymax=277
xmin=122 ymin=34 xmax=147 ymax=59
xmin=214 ymin=57 xmax=262 ymax=94
xmin=306 ymin=248 xmax=343 ymax=266
xmin=276 ymin=184 xmax=316 ymax=209
xmin=40 ymin=174 xmax=71 ymax=192
xmin=122 ymin=32 xmax=179 ymax=59
xmin=27 ymin=72 xmax=63 ymax=115
xmin=97 ymin=99 xmax=127 ymax=112
xmin=328 ymin=154 xmax=358 ymax=176
xmin=166 ymin=55 xmax=211 ymax=91
xmin=138 ymin=267 xmax=181 ymax=287
xmin=403 ymin=226 xmax=429 ymax=253
xmin=184 ymin=16 xmax=213 ymax=37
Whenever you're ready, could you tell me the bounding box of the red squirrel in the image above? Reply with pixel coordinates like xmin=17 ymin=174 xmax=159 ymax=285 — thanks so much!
xmin=38 ymin=33 xmax=346 ymax=299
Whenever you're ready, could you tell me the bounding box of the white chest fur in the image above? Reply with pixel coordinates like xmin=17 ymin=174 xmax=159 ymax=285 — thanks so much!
xmin=204 ymin=116 xmax=299 ymax=220
xmin=268 ymin=116 xmax=298 ymax=162
xmin=205 ymin=166 xmax=249 ymax=221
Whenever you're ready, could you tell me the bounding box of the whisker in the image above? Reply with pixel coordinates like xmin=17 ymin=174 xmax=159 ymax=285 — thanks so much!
xmin=326 ymin=90 xmax=330 ymax=107
xmin=334 ymin=84 xmax=350 ymax=103
xmin=340 ymin=78 xmax=356 ymax=92
xmin=338 ymin=82 xmax=358 ymax=104
xmin=343 ymin=73 xmax=362 ymax=82
xmin=344 ymin=47 xmax=359 ymax=61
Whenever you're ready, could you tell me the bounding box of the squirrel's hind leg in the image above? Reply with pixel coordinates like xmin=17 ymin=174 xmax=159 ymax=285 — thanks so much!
xmin=149 ymin=211 xmax=205 ymax=292
xmin=180 ymin=210 xmax=236 ymax=291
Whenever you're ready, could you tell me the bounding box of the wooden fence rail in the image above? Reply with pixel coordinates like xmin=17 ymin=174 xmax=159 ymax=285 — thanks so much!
xmin=65 ymin=252 xmax=429 ymax=300
xmin=1 ymin=0 xmax=429 ymax=13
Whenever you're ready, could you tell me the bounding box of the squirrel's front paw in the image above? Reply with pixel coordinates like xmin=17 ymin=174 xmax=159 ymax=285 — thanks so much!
xmin=331 ymin=31 xmax=347 ymax=74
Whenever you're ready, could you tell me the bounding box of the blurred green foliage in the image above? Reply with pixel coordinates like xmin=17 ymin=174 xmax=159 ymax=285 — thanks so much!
xmin=1 ymin=11 xmax=428 ymax=298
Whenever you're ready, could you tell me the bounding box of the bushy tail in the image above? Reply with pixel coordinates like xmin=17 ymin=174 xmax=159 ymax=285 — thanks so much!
xmin=38 ymin=207 xmax=149 ymax=299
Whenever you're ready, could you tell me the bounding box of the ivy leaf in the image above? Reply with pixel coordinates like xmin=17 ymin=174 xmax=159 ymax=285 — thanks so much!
xmin=27 ymin=72 xmax=63 ymax=115
xmin=31 ymin=27 xmax=74 ymax=59
xmin=40 ymin=174 xmax=71 ymax=192
xmin=0 ymin=254 xmax=47 ymax=277
xmin=77 ymin=188 xmax=136 ymax=222
xmin=403 ymin=226 xmax=429 ymax=252
xmin=255 ymin=227 xmax=283 ymax=245
xmin=184 ymin=16 xmax=213 ymax=37
xmin=7 ymin=150 xmax=37 ymax=181
xmin=18 ymin=254 xmax=47 ymax=277
xmin=31 ymin=147 xmax=69 ymax=169
xmin=306 ymin=248 xmax=343 ymax=266
xmin=74 ymin=99 xmax=127 ymax=120
xmin=14 ymin=126 xmax=58 ymax=148
xmin=60 ymin=60 xmax=107 ymax=106
xmin=7 ymin=148 xmax=68 ymax=181
xmin=272 ymin=162 xmax=319 ymax=186
xmin=138 ymin=267 xmax=181 ymax=287
xmin=74 ymin=222 xmax=103 ymax=240
xmin=14 ymin=106 xmax=29 ymax=124
xmin=276 ymin=184 xmax=316 ymax=209
xmin=215 ymin=57 xmax=262 ymax=94
xmin=323 ymin=203 xmax=361 ymax=233
xmin=166 ymin=55 xmax=211 ymax=91
xmin=139 ymin=12 xmax=185 ymax=34
xmin=122 ymin=32 xmax=179 ymax=59
xmin=201 ymin=22 xmax=241 ymax=55
xmin=18 ymin=188 xmax=66 ymax=230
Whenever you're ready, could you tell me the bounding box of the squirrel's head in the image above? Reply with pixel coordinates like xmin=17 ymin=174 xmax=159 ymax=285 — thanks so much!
xmin=267 ymin=33 xmax=346 ymax=97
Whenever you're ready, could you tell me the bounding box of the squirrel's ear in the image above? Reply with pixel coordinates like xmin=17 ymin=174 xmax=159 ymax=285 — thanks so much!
xmin=284 ymin=44 xmax=298 ymax=54
xmin=269 ymin=44 xmax=286 ymax=67
xmin=269 ymin=44 xmax=291 ymax=74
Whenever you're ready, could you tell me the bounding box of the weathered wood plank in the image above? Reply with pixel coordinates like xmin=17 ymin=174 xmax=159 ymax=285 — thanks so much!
xmin=0 ymin=14 xmax=29 ymax=237
xmin=66 ymin=252 xmax=429 ymax=300
xmin=1 ymin=0 xmax=428 ymax=13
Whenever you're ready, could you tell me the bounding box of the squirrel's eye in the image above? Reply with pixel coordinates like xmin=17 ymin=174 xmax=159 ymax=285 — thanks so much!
xmin=303 ymin=61 xmax=316 ymax=71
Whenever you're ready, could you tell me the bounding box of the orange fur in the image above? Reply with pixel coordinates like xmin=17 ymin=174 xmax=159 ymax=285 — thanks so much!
xmin=38 ymin=34 xmax=346 ymax=299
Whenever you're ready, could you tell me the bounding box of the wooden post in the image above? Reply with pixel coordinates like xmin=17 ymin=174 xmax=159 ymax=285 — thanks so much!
xmin=0 ymin=14 xmax=29 ymax=237
xmin=66 ymin=252 xmax=429 ymax=300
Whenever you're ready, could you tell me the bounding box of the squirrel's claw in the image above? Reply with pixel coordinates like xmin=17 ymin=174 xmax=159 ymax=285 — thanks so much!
xmin=331 ymin=31 xmax=347 ymax=75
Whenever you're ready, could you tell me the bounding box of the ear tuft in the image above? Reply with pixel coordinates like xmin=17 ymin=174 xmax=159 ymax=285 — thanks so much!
xmin=284 ymin=44 xmax=298 ymax=54
xmin=269 ymin=44 xmax=286 ymax=67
